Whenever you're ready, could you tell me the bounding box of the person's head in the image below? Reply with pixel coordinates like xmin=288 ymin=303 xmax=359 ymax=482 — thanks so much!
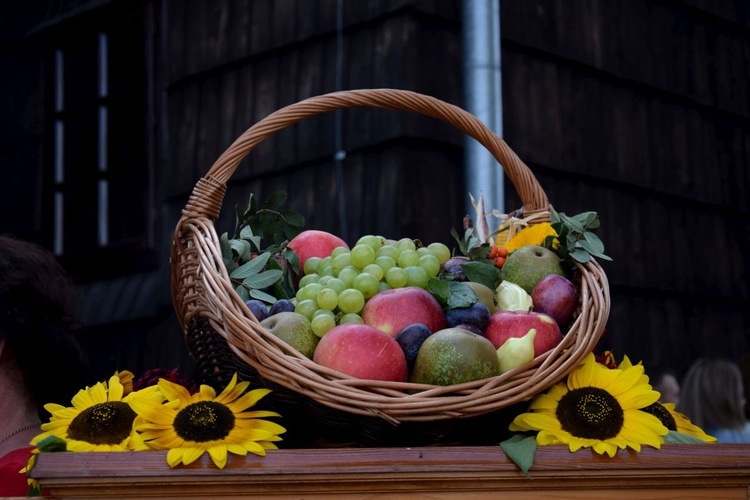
xmin=652 ymin=371 xmax=680 ymax=405
xmin=677 ymin=358 xmax=747 ymax=431
xmin=0 ymin=234 xmax=88 ymax=417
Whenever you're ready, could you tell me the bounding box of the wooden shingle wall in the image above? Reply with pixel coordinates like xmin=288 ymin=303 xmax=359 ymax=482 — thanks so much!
xmin=159 ymin=0 xmax=465 ymax=256
xmin=500 ymin=0 xmax=749 ymax=374
xmin=1 ymin=0 xmax=747 ymax=385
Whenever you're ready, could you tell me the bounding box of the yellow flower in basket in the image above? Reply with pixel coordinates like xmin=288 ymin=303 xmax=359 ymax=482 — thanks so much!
xmin=500 ymin=222 xmax=560 ymax=253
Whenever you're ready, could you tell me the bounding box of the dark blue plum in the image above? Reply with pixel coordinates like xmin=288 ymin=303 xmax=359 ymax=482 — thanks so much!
xmin=394 ymin=323 xmax=432 ymax=372
xmin=269 ymin=299 xmax=295 ymax=316
xmin=445 ymin=302 xmax=491 ymax=332
xmin=245 ymin=299 xmax=269 ymax=321
xmin=455 ymin=324 xmax=484 ymax=336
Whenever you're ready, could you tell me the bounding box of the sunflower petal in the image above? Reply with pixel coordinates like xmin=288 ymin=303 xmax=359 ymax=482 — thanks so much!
xmin=108 ymin=375 xmax=124 ymax=401
xmin=181 ymin=446 xmax=205 ymax=465
xmin=227 ymin=388 xmax=272 ymax=413
xmin=158 ymin=378 xmax=193 ymax=407
xmin=167 ymin=448 xmax=184 ymax=467
xmin=208 ymin=444 xmax=228 ymax=469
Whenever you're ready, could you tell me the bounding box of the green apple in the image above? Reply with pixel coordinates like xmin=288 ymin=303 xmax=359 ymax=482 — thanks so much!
xmin=501 ymin=245 xmax=565 ymax=294
xmin=260 ymin=311 xmax=319 ymax=359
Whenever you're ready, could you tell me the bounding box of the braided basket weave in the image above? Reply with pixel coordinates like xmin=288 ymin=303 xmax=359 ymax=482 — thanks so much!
xmin=171 ymin=89 xmax=610 ymax=446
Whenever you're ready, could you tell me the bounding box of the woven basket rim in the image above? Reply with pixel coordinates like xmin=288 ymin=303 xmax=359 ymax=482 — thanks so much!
xmin=171 ymin=88 xmax=611 ymax=424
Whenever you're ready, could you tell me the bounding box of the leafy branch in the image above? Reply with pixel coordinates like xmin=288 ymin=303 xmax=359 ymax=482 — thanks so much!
xmin=220 ymin=192 xmax=304 ymax=303
xmin=548 ymin=205 xmax=612 ymax=269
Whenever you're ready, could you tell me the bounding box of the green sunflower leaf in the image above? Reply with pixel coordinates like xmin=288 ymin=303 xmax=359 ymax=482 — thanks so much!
xmin=662 ymin=430 xmax=707 ymax=444
xmin=36 ymin=435 xmax=67 ymax=453
xmin=500 ymin=434 xmax=536 ymax=479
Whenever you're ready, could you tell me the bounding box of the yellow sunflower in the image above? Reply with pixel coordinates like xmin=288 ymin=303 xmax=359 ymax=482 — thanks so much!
xmin=509 ymin=353 xmax=668 ymax=457
xmin=501 ymin=222 xmax=559 ymax=253
xmin=615 ymin=355 xmax=716 ymax=443
xmin=30 ymin=374 xmax=162 ymax=452
xmin=130 ymin=374 xmax=286 ymax=469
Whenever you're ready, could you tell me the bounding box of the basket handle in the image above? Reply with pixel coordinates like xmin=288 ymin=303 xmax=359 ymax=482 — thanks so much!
xmin=184 ymin=88 xmax=549 ymax=220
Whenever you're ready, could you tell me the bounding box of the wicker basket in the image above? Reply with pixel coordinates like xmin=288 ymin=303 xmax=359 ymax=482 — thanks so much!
xmin=171 ymin=88 xmax=610 ymax=447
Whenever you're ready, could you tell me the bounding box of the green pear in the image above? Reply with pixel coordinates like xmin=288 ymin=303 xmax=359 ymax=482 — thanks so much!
xmin=501 ymin=245 xmax=564 ymax=294
xmin=464 ymin=281 xmax=500 ymax=313
xmin=260 ymin=312 xmax=319 ymax=359
xmin=410 ymin=328 xmax=498 ymax=386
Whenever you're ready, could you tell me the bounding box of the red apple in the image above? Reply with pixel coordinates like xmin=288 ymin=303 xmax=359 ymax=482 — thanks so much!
xmin=531 ymin=274 xmax=578 ymax=328
xmin=287 ymin=229 xmax=348 ymax=271
xmin=484 ymin=311 xmax=562 ymax=357
xmin=361 ymin=286 xmax=447 ymax=337
xmin=313 ymin=324 xmax=408 ymax=382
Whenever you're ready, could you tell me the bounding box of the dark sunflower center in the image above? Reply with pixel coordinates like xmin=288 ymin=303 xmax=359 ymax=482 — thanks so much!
xmin=173 ymin=401 xmax=235 ymax=442
xmin=67 ymin=401 xmax=137 ymax=445
xmin=556 ymin=387 xmax=625 ymax=440
xmin=643 ymin=402 xmax=676 ymax=431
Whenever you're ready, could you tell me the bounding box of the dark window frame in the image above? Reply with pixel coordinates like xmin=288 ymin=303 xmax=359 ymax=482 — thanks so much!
xmin=39 ymin=1 xmax=158 ymax=282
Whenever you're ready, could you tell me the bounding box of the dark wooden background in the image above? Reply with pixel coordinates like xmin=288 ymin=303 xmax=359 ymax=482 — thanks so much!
xmin=1 ymin=0 xmax=748 ymax=390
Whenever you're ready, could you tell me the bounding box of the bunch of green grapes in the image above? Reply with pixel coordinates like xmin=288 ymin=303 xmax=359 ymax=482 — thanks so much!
xmin=294 ymin=235 xmax=451 ymax=338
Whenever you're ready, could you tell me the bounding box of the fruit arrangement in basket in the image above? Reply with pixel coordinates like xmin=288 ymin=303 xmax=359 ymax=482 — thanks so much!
xmin=220 ymin=191 xmax=610 ymax=387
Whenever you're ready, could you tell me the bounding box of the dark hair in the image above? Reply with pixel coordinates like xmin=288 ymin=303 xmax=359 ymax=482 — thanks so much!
xmin=0 ymin=235 xmax=89 ymax=417
xmin=677 ymin=358 xmax=746 ymax=431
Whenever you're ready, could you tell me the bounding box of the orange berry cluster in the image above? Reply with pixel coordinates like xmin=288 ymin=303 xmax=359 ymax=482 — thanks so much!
xmin=487 ymin=245 xmax=509 ymax=268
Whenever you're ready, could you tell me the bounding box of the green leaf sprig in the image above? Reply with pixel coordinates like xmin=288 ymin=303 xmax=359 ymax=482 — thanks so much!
xmin=548 ymin=205 xmax=612 ymax=269
xmin=220 ymin=192 xmax=304 ymax=303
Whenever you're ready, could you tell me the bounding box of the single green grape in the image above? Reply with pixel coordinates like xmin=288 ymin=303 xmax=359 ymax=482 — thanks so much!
xmin=312 ymin=308 xmax=336 ymax=319
xmin=339 ymin=312 xmax=364 ymax=325
xmin=298 ymin=273 xmax=319 ymax=288
xmin=416 ymin=247 xmax=434 ymax=257
xmin=303 ymin=257 xmax=322 ymax=275
xmin=427 ymin=242 xmax=451 ymax=264
xmin=331 ymin=252 xmax=352 ymax=276
xmin=356 ymin=234 xmax=385 ymax=251
xmin=396 ymin=238 xmax=416 ymax=252
xmin=337 ymin=267 xmax=358 ymax=288
xmin=385 ymin=267 xmax=408 ymax=288
xmin=376 ymin=244 xmax=400 ymax=261
xmin=301 ymin=283 xmax=324 ymax=302
xmin=378 ymin=281 xmax=392 ymax=292
xmin=338 ymin=288 xmax=365 ymax=314
xmin=316 ymin=256 xmax=332 ymax=273
xmin=350 ymin=244 xmax=376 ymax=268
xmin=311 ymin=314 xmax=337 ymax=338
xmin=397 ymin=249 xmax=420 ymax=268
xmin=331 ymin=246 xmax=350 ymax=259
xmin=404 ymin=265 xmax=429 ymax=288
xmin=317 ymin=288 xmax=339 ymax=310
xmin=294 ymin=299 xmax=318 ymax=320
xmin=353 ymin=273 xmax=379 ymax=299
xmin=419 ymin=254 xmax=441 ymax=278
xmin=325 ymin=277 xmax=347 ymax=295
xmin=374 ymin=255 xmax=397 ymax=275
xmin=362 ymin=263 xmax=384 ymax=281
xmin=318 ymin=275 xmax=332 ymax=287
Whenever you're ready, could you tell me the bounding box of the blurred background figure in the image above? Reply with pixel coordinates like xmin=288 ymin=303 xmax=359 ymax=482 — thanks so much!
xmin=741 ymin=355 xmax=750 ymax=421
xmin=677 ymin=358 xmax=750 ymax=443
xmin=651 ymin=369 xmax=681 ymax=405
xmin=0 ymin=235 xmax=89 ymax=495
